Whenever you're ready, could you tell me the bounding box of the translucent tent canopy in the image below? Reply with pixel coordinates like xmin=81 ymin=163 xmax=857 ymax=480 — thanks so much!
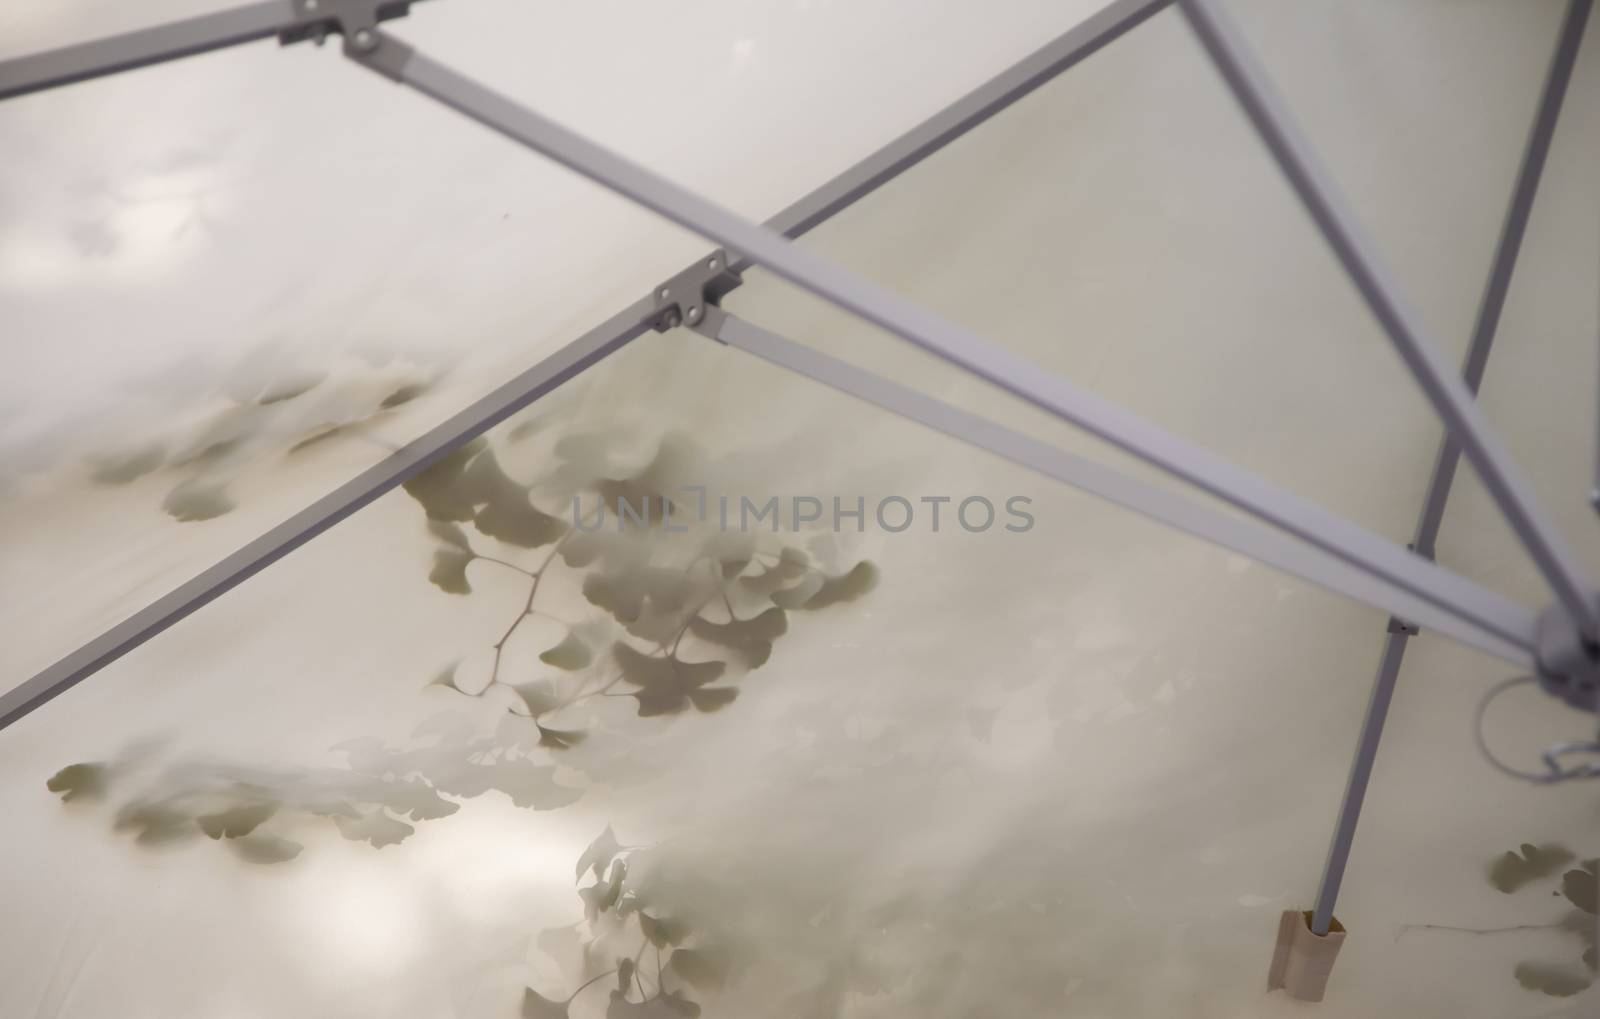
xmin=1 ymin=1 xmax=1598 ymax=1017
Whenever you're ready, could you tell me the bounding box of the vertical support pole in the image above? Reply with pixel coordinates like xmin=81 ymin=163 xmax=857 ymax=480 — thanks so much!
xmin=1180 ymin=0 xmax=1600 ymax=640
xmin=1309 ymin=619 xmax=1412 ymax=935
xmin=1306 ymin=0 xmax=1592 ymax=942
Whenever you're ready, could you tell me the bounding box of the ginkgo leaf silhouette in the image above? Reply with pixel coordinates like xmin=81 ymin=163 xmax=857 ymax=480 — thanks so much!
xmin=639 ymin=913 xmax=690 ymax=948
xmin=558 ymin=531 xmax=609 ymax=569
xmin=522 ymin=988 xmax=570 ymax=1019
xmin=540 ymin=633 xmax=593 ymax=670
xmin=1563 ymin=862 xmax=1597 ymax=914
xmin=667 ymin=948 xmax=729 ymax=991
xmin=592 ymin=433 xmax=702 ymax=528
xmin=623 ymin=601 xmax=695 ymax=647
xmin=702 ymin=533 xmax=754 ymax=579
xmin=88 ymin=444 xmax=166 ymax=484
xmin=507 ymin=419 xmax=539 ymax=442
xmin=477 ymin=496 xmax=567 ymax=548
xmin=1514 ymin=961 xmax=1592 ymax=997
xmin=644 ymin=570 xmax=698 ymax=611
xmin=511 ymin=679 xmax=561 ymax=717
xmin=585 ymin=574 xmax=647 ymax=624
xmin=538 ymin=726 xmax=588 ymax=750
xmin=407 ymin=440 xmax=570 ymax=546
xmin=1556 ymin=910 xmax=1599 ymax=973
xmin=428 ymin=519 xmax=472 ymax=550
xmin=628 ymin=692 xmax=677 ymax=718
xmin=688 ymin=607 xmax=787 ymax=669
xmin=50 ymin=419 xmax=884 ymax=901
xmin=386 ymin=778 xmax=460 ymax=821
xmin=576 ymin=826 xmax=621 ymax=883
xmin=173 ymin=436 xmax=243 ymax=468
xmin=581 ymin=859 xmax=628 ymax=922
xmin=768 ymin=572 xmax=823 ymax=608
xmin=739 ymin=548 xmax=811 ymax=595
xmin=163 ymin=480 xmax=236 ymax=522
xmin=430 ymin=548 xmax=474 ymax=594
xmin=403 ymin=439 xmax=489 ymax=521
xmin=334 ymin=809 xmax=415 ymax=848
xmin=597 ymin=479 xmax=675 ymax=527
xmin=46 ymin=763 xmax=108 ymax=802
xmin=288 ymin=425 xmax=352 ymax=455
xmin=380 ymin=383 xmax=427 ymax=409
xmin=685 ymin=687 xmax=738 ymax=714
xmin=198 ymin=802 xmax=276 ymax=839
xmin=1490 ymin=843 xmax=1576 ymax=893
xmin=231 ymin=834 xmax=303 ymax=864
xmin=257 ymin=373 xmax=323 ymax=405
xmin=113 ymin=802 xmax=195 ymax=846
xmin=612 ymin=643 xmax=725 ymax=691
xmin=778 ymin=561 xmax=879 ymax=610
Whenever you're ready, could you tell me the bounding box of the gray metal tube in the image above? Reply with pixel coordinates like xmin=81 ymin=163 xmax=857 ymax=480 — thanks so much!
xmin=386 ymin=41 xmax=1536 ymax=655
xmin=750 ymin=0 xmax=1174 ymax=257
xmin=0 ymin=300 xmax=654 ymax=732
xmin=711 ymin=309 xmax=1530 ymax=667
xmin=1310 ymin=625 xmax=1409 ymax=935
xmin=1308 ymin=0 xmax=1592 ymax=936
xmin=0 ymin=1 xmax=1173 ymax=730
xmin=1179 ymin=0 xmax=1600 ymax=638
xmin=0 ymin=0 xmax=296 ymax=101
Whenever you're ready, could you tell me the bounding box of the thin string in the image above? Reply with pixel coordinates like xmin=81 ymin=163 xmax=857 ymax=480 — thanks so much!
xmin=1474 ymin=675 xmax=1600 ymax=784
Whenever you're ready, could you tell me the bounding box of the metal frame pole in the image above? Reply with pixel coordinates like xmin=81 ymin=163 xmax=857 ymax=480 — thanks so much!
xmin=0 ymin=0 xmax=295 ymax=100
xmin=0 ymin=0 xmax=1172 ymax=729
xmin=0 ymin=0 xmax=1575 ymax=727
xmin=706 ymin=307 xmax=1529 ymax=667
xmin=370 ymin=37 xmax=1535 ymax=654
xmin=1179 ymin=0 xmax=1600 ymax=639
xmin=1307 ymin=0 xmax=1593 ymax=938
xmin=0 ymin=301 xmax=653 ymax=730
xmin=743 ymin=0 xmax=1173 ymax=257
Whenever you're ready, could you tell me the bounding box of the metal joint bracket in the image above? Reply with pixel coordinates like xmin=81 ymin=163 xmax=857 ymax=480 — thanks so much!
xmin=279 ymin=0 xmax=418 ymax=65
xmin=651 ymin=249 xmax=742 ymax=337
xmin=1534 ymin=593 xmax=1600 ymax=713
xmin=1386 ymin=617 xmax=1419 ymax=637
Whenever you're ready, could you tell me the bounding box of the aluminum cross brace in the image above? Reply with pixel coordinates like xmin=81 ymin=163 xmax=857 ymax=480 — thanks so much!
xmin=1308 ymin=0 xmax=1594 ymax=940
xmin=0 ymin=300 xmax=652 ymax=731
xmin=0 ymin=0 xmax=1166 ymax=729
xmin=1179 ymin=0 xmax=1600 ymax=640
xmin=0 ymin=0 xmax=425 ymax=100
xmin=697 ymin=305 xmax=1530 ymax=667
xmin=365 ymin=34 xmax=1537 ymax=657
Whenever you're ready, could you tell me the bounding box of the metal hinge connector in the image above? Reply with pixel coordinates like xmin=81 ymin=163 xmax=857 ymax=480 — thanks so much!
xmin=651 ymin=250 xmax=742 ymax=338
xmin=278 ymin=0 xmax=419 ymax=60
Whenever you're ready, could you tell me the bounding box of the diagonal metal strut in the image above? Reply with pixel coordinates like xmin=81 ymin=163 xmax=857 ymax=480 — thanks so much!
xmin=1179 ymin=0 xmax=1600 ymax=640
xmin=369 ymin=34 xmax=1537 ymax=655
xmin=1308 ymin=0 xmax=1594 ymax=939
xmin=700 ymin=306 xmax=1530 ymax=667
xmin=0 ymin=0 xmax=1173 ymax=729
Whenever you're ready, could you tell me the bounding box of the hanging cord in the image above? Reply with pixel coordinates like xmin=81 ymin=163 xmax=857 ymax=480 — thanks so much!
xmin=1474 ymin=676 xmax=1600 ymax=783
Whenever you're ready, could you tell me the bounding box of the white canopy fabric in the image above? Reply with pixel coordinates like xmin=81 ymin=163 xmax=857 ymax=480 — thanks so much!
xmin=1 ymin=1 xmax=1597 ymax=1016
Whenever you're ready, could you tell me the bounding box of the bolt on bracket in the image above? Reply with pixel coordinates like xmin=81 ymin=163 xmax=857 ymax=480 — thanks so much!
xmin=278 ymin=0 xmax=419 ymax=59
xmin=651 ymin=249 xmax=742 ymax=336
